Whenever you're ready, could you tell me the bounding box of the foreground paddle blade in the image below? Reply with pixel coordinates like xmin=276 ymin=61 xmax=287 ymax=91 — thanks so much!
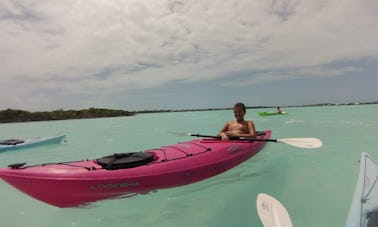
xmin=256 ymin=193 xmax=293 ymax=227
xmin=277 ymin=138 xmax=322 ymax=149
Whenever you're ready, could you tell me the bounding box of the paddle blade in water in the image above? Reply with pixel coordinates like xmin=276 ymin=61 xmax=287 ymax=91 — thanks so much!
xmin=256 ymin=193 xmax=293 ymax=227
xmin=277 ymin=138 xmax=322 ymax=148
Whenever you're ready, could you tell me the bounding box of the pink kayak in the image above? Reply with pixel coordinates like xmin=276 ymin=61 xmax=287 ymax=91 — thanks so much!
xmin=0 ymin=130 xmax=271 ymax=207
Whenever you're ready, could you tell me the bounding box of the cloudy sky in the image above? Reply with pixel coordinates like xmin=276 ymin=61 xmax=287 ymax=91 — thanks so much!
xmin=1 ymin=0 xmax=377 ymax=111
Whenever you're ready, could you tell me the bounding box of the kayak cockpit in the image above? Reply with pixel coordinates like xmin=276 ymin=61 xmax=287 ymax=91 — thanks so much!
xmin=0 ymin=139 xmax=24 ymax=145
xmin=96 ymin=152 xmax=155 ymax=170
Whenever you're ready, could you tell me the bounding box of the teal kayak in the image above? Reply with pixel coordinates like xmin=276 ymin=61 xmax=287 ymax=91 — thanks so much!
xmin=346 ymin=152 xmax=378 ymax=227
xmin=0 ymin=134 xmax=65 ymax=152
xmin=258 ymin=111 xmax=288 ymax=116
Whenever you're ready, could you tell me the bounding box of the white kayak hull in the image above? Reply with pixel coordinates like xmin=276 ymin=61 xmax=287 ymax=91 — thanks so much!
xmin=346 ymin=152 xmax=378 ymax=227
xmin=0 ymin=134 xmax=65 ymax=152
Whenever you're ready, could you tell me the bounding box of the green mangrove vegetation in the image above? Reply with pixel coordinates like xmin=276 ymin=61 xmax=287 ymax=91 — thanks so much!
xmin=0 ymin=108 xmax=134 ymax=123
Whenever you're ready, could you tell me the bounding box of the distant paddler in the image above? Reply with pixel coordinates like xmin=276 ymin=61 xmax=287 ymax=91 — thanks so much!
xmin=276 ymin=106 xmax=283 ymax=114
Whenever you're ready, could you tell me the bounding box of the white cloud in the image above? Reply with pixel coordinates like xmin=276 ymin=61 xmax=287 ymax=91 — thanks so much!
xmin=0 ymin=0 xmax=377 ymax=110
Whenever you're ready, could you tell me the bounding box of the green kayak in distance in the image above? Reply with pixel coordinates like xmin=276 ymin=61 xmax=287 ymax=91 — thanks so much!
xmin=258 ymin=111 xmax=288 ymax=116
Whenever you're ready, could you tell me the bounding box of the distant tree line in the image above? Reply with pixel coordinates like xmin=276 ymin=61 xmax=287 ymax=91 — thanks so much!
xmin=0 ymin=108 xmax=134 ymax=123
xmin=1 ymin=101 xmax=377 ymax=123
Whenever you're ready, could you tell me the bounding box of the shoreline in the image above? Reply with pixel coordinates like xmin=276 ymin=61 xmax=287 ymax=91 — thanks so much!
xmin=1 ymin=101 xmax=377 ymax=123
xmin=135 ymin=101 xmax=378 ymax=113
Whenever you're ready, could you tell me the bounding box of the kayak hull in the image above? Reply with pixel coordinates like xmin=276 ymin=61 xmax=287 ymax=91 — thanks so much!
xmin=346 ymin=152 xmax=378 ymax=227
xmin=0 ymin=130 xmax=271 ymax=207
xmin=258 ymin=111 xmax=288 ymax=116
xmin=0 ymin=134 xmax=66 ymax=152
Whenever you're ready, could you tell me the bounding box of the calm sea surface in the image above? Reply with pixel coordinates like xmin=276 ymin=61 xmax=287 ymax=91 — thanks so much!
xmin=1 ymin=105 xmax=378 ymax=227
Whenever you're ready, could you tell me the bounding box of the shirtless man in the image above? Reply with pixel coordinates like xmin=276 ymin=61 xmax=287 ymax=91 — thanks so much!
xmin=276 ymin=106 xmax=282 ymax=114
xmin=218 ymin=102 xmax=256 ymax=140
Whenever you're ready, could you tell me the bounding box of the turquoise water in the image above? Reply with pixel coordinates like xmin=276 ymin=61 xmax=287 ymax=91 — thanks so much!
xmin=0 ymin=105 xmax=377 ymax=227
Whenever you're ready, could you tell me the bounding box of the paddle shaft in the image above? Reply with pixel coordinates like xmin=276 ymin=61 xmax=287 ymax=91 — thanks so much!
xmin=188 ymin=133 xmax=322 ymax=148
xmin=190 ymin=134 xmax=278 ymax=142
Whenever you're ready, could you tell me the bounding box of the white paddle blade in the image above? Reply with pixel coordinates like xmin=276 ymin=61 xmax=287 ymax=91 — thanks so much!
xmin=277 ymin=138 xmax=322 ymax=148
xmin=256 ymin=193 xmax=293 ymax=227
